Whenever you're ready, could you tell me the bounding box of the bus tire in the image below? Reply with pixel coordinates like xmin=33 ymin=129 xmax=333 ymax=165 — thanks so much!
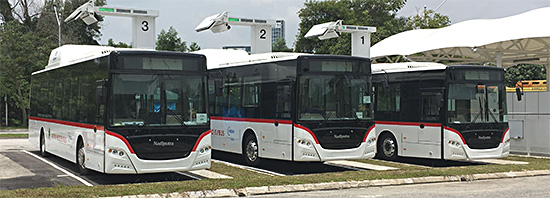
xmin=40 ymin=132 xmax=48 ymax=157
xmin=243 ymin=134 xmax=260 ymax=166
xmin=77 ymin=139 xmax=88 ymax=175
xmin=377 ymin=133 xmax=398 ymax=160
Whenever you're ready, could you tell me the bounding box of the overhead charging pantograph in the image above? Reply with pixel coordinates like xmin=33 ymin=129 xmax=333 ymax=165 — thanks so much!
xmin=305 ymin=20 xmax=376 ymax=58
xmin=65 ymin=1 xmax=159 ymax=49
xmin=195 ymin=12 xmax=276 ymax=54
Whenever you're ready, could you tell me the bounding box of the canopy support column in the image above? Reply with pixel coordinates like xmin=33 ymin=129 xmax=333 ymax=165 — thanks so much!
xmin=496 ymin=52 xmax=502 ymax=67
xmin=547 ymin=58 xmax=550 ymax=91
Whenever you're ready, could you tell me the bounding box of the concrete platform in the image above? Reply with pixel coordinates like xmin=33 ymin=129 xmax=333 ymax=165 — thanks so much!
xmin=325 ymin=160 xmax=398 ymax=171
xmin=188 ymin=169 xmax=233 ymax=179
xmin=473 ymin=159 xmax=529 ymax=165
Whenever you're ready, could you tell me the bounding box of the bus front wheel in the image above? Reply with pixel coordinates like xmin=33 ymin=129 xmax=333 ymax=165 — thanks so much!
xmin=77 ymin=140 xmax=88 ymax=175
xmin=243 ymin=135 xmax=260 ymax=166
xmin=377 ymin=133 xmax=398 ymax=160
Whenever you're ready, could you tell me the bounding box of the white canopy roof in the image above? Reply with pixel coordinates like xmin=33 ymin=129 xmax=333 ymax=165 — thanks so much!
xmin=371 ymin=7 xmax=550 ymax=68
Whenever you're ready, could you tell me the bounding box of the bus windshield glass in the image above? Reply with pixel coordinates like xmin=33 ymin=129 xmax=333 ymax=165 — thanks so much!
xmin=447 ymin=83 xmax=507 ymax=124
xmin=110 ymin=74 xmax=207 ymax=127
xmin=299 ymin=75 xmax=372 ymax=121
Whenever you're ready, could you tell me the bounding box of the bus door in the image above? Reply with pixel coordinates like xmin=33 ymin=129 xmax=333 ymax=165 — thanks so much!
xmin=260 ymin=81 xmax=293 ymax=160
xmin=418 ymin=88 xmax=444 ymax=158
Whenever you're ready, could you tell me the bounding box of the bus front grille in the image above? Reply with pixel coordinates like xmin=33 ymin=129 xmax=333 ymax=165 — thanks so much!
xmin=462 ymin=130 xmax=502 ymax=149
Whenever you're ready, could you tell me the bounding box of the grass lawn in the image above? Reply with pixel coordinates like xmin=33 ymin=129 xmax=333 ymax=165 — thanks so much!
xmin=0 ymin=133 xmax=28 ymax=139
xmin=1 ymin=155 xmax=548 ymax=198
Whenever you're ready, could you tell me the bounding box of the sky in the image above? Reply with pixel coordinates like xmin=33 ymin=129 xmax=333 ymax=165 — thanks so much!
xmin=97 ymin=0 xmax=550 ymax=49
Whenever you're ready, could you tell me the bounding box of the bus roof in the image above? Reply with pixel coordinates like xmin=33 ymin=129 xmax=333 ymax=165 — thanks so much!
xmin=372 ymin=62 xmax=448 ymax=74
xmin=193 ymin=49 xmax=308 ymax=70
xmin=36 ymin=45 xmax=155 ymax=75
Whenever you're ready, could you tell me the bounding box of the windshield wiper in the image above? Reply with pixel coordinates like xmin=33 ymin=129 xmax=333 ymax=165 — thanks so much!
xmin=464 ymin=96 xmax=484 ymax=130
xmin=142 ymin=107 xmax=163 ymax=127
xmin=165 ymin=107 xmax=191 ymax=131
xmin=319 ymin=102 xmax=337 ymax=128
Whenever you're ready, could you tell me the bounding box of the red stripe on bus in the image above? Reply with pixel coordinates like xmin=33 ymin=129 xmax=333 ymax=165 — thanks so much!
xmin=29 ymin=116 xmax=97 ymax=130
xmin=443 ymin=126 xmax=467 ymax=145
xmin=210 ymin=116 xmax=293 ymax=125
xmin=501 ymin=128 xmax=509 ymax=143
xmin=293 ymin=124 xmax=320 ymax=144
xmin=363 ymin=125 xmax=376 ymax=142
xmin=375 ymin=120 xmax=441 ymax=127
xmin=29 ymin=117 xmax=135 ymax=154
xmin=105 ymin=131 xmax=135 ymax=154
xmin=192 ymin=130 xmax=211 ymax=152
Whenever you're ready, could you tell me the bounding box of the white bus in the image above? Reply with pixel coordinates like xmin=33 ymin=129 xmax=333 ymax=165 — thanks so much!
xmin=372 ymin=62 xmax=510 ymax=161
xmin=29 ymin=45 xmax=211 ymax=174
xmin=198 ymin=50 xmax=376 ymax=166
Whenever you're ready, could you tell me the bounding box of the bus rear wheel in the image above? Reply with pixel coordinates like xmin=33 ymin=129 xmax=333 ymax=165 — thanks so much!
xmin=377 ymin=133 xmax=398 ymax=160
xmin=77 ymin=140 xmax=88 ymax=175
xmin=243 ymin=135 xmax=260 ymax=166
xmin=40 ymin=133 xmax=48 ymax=157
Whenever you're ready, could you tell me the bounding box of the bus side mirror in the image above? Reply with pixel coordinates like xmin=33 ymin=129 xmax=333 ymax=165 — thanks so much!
xmin=214 ymin=79 xmax=223 ymax=97
xmin=515 ymin=87 xmax=523 ymax=101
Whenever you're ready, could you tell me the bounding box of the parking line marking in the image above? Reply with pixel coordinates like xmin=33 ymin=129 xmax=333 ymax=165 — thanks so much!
xmin=22 ymin=150 xmax=93 ymax=186
xmin=211 ymin=159 xmax=286 ymax=176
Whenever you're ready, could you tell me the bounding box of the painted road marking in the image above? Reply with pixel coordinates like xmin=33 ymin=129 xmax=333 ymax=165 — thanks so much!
xmin=22 ymin=150 xmax=93 ymax=186
xmin=325 ymin=160 xmax=399 ymax=171
xmin=211 ymin=159 xmax=286 ymax=176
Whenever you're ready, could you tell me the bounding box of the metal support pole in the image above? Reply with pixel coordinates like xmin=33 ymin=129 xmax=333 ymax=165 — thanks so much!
xmin=53 ymin=5 xmax=61 ymax=47
xmin=5 ymin=94 xmax=7 ymax=126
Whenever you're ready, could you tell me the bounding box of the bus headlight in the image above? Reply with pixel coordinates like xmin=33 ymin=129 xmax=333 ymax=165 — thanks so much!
xmin=448 ymin=140 xmax=462 ymax=148
xmin=198 ymin=145 xmax=211 ymax=154
xmin=297 ymin=139 xmax=313 ymax=147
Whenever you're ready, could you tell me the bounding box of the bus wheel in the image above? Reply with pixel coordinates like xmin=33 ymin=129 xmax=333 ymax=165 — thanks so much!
xmin=377 ymin=133 xmax=398 ymax=160
xmin=243 ymin=135 xmax=260 ymax=166
xmin=77 ymin=140 xmax=88 ymax=175
xmin=40 ymin=133 xmax=48 ymax=157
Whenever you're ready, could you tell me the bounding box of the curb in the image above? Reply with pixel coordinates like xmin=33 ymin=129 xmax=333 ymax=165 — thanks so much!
xmin=104 ymin=169 xmax=550 ymax=198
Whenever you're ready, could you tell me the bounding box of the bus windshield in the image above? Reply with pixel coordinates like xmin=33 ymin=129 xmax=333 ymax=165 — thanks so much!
xmin=110 ymin=73 xmax=207 ymax=127
xmin=299 ymin=75 xmax=372 ymax=121
xmin=447 ymin=83 xmax=507 ymax=124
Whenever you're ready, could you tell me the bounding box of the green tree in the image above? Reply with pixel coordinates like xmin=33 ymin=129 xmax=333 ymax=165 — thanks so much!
xmin=106 ymin=38 xmax=131 ymax=48
xmin=156 ymin=26 xmax=189 ymax=52
xmin=189 ymin=42 xmax=201 ymax=52
xmin=505 ymin=64 xmax=546 ymax=87
xmin=0 ymin=21 xmax=55 ymax=126
xmin=295 ymin=0 xmax=408 ymax=55
xmin=0 ymin=0 xmax=104 ymax=126
xmin=272 ymin=37 xmax=292 ymax=52
xmin=406 ymin=8 xmax=451 ymax=29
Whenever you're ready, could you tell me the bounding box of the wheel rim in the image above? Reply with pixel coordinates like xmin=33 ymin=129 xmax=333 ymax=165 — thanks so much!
xmin=78 ymin=146 xmax=86 ymax=169
xmin=246 ymin=139 xmax=258 ymax=162
xmin=382 ymin=137 xmax=396 ymax=157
